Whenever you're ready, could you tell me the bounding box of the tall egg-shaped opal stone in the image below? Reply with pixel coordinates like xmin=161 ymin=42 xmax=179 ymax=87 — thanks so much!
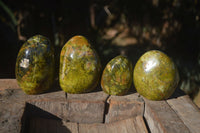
xmin=15 ymin=35 xmax=55 ymax=94
xmin=133 ymin=50 xmax=179 ymax=100
xmin=101 ymin=55 xmax=133 ymax=95
xmin=59 ymin=35 xmax=101 ymax=93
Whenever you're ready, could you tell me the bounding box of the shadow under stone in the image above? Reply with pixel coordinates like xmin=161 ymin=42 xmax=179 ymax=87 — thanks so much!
xmin=20 ymin=103 xmax=72 ymax=133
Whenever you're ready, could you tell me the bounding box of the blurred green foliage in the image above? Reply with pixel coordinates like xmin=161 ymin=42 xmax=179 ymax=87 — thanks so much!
xmin=0 ymin=0 xmax=200 ymax=99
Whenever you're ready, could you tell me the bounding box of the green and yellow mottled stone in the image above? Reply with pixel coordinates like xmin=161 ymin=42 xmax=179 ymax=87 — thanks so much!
xmin=59 ymin=35 xmax=101 ymax=93
xmin=15 ymin=35 xmax=55 ymax=95
xmin=101 ymin=55 xmax=133 ymax=95
xmin=133 ymin=50 xmax=179 ymax=100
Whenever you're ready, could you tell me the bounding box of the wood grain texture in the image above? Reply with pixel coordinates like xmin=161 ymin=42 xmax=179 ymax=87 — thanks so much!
xmin=67 ymin=91 xmax=108 ymax=102
xmin=0 ymin=88 xmax=26 ymax=133
xmin=79 ymin=116 xmax=148 ymax=133
xmin=29 ymin=117 xmax=78 ymax=133
xmin=0 ymin=79 xmax=200 ymax=133
xmin=167 ymin=95 xmax=200 ymax=133
xmin=144 ymin=97 xmax=190 ymax=133
xmin=0 ymin=79 xmax=20 ymax=90
xmin=66 ymin=92 xmax=109 ymax=123
xmin=27 ymin=91 xmax=67 ymax=120
xmin=105 ymin=93 xmax=144 ymax=123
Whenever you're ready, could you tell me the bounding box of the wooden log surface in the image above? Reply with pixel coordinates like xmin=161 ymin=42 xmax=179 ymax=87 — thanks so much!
xmin=105 ymin=93 xmax=144 ymax=123
xmin=27 ymin=116 xmax=148 ymax=133
xmin=28 ymin=117 xmax=78 ymax=133
xmin=144 ymin=97 xmax=190 ymax=133
xmin=79 ymin=116 xmax=148 ymax=133
xmin=0 ymin=85 xmax=27 ymax=133
xmin=0 ymin=79 xmax=20 ymax=90
xmin=167 ymin=96 xmax=200 ymax=133
xmin=66 ymin=92 xmax=109 ymax=123
xmin=0 ymin=79 xmax=200 ymax=133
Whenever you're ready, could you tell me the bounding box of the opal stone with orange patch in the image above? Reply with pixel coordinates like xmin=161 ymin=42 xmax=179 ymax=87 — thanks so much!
xmin=101 ymin=55 xmax=133 ymax=95
xmin=59 ymin=35 xmax=101 ymax=93
xmin=15 ymin=35 xmax=55 ymax=94
xmin=133 ymin=50 xmax=179 ymax=100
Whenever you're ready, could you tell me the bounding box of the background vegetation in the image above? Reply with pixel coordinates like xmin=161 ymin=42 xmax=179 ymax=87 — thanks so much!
xmin=0 ymin=0 xmax=200 ymax=106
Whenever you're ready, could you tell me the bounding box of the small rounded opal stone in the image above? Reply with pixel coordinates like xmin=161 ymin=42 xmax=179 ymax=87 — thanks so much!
xmin=15 ymin=35 xmax=55 ymax=94
xmin=59 ymin=35 xmax=101 ymax=93
xmin=101 ymin=55 xmax=133 ymax=95
xmin=133 ymin=50 xmax=179 ymax=100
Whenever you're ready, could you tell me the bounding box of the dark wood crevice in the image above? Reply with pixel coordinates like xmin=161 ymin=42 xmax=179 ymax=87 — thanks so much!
xmin=103 ymin=95 xmax=110 ymax=123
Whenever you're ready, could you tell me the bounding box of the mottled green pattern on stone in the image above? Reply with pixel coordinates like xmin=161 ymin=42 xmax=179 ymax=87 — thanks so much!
xmin=101 ymin=55 xmax=133 ymax=96
xmin=59 ymin=35 xmax=101 ymax=93
xmin=15 ymin=35 xmax=55 ymax=95
xmin=133 ymin=50 xmax=179 ymax=100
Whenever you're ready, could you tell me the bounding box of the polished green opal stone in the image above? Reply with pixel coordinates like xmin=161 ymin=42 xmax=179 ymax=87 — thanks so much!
xmin=15 ymin=35 xmax=55 ymax=95
xmin=101 ymin=55 xmax=133 ymax=95
xmin=133 ymin=50 xmax=179 ymax=100
xmin=59 ymin=35 xmax=101 ymax=93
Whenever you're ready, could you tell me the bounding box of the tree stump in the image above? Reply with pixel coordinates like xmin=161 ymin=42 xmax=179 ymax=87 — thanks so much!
xmin=0 ymin=79 xmax=200 ymax=133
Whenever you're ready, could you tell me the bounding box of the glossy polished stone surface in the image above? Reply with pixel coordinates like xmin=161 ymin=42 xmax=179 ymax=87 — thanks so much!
xmin=15 ymin=35 xmax=55 ymax=94
xmin=133 ymin=50 xmax=179 ymax=100
xmin=59 ymin=35 xmax=101 ymax=93
xmin=101 ymin=55 xmax=133 ymax=95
